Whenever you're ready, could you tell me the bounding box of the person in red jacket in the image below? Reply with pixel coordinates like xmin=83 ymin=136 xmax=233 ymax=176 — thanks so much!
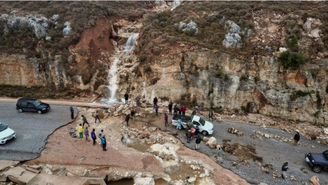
xmin=164 ymin=113 xmax=168 ymax=127
xmin=181 ymin=105 xmax=186 ymax=115
xmin=190 ymin=126 xmax=196 ymax=139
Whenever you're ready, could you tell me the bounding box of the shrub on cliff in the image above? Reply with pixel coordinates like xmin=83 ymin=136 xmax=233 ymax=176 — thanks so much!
xmin=278 ymin=51 xmax=307 ymax=69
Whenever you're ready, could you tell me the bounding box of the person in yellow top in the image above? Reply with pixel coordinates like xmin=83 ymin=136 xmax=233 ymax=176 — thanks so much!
xmin=78 ymin=124 xmax=84 ymax=138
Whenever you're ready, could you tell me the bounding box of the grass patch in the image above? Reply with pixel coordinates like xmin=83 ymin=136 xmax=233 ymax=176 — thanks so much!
xmin=278 ymin=51 xmax=307 ymax=69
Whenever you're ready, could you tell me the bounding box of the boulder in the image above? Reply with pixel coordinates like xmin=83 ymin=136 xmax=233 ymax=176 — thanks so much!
xmin=188 ymin=177 xmax=196 ymax=183
xmin=203 ymin=137 xmax=209 ymax=143
xmin=309 ymin=176 xmax=320 ymax=185
xmin=134 ymin=176 xmax=155 ymax=185
xmin=206 ymin=137 xmax=217 ymax=148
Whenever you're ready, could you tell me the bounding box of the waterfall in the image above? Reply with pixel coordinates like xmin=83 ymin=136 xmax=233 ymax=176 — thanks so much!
xmin=108 ymin=58 xmax=119 ymax=103
xmin=106 ymin=34 xmax=139 ymax=104
xmin=124 ymin=33 xmax=139 ymax=51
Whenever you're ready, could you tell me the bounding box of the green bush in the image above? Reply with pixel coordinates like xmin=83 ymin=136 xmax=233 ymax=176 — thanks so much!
xmin=278 ymin=51 xmax=307 ymax=69
xmin=286 ymin=36 xmax=298 ymax=52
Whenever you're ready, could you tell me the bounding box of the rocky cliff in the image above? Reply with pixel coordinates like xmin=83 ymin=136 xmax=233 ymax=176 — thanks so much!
xmin=0 ymin=1 xmax=327 ymax=124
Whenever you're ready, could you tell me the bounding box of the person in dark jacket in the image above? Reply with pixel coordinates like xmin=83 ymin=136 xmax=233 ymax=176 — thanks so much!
xmin=208 ymin=110 xmax=213 ymax=121
xmin=173 ymin=104 xmax=178 ymax=115
xmin=123 ymin=114 xmax=131 ymax=126
xmin=293 ymin=131 xmax=300 ymax=145
xmin=195 ymin=126 xmax=199 ymax=136
xmin=91 ymin=129 xmax=96 ymax=145
xmin=195 ymin=135 xmax=202 ymax=150
xmin=186 ymin=130 xmax=192 ymax=143
xmin=281 ymin=162 xmax=288 ymax=180
xmin=168 ymin=101 xmax=173 ymax=115
xmin=124 ymin=92 xmax=129 ymax=104
xmin=131 ymin=110 xmax=136 ymax=123
xmin=153 ymin=97 xmax=158 ymax=107
xmin=192 ymin=109 xmax=196 ymax=116
xmin=155 ymin=104 xmax=159 ymax=116
xmin=69 ymin=106 xmax=74 ymax=119
xmin=82 ymin=115 xmax=90 ymax=127
xmin=101 ymin=136 xmax=107 ymax=151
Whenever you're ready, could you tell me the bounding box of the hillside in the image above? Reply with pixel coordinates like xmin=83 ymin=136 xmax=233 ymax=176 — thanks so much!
xmin=0 ymin=1 xmax=327 ymax=125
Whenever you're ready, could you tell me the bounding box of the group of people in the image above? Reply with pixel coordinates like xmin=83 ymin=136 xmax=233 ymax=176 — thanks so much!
xmin=77 ymin=125 xmax=107 ymax=151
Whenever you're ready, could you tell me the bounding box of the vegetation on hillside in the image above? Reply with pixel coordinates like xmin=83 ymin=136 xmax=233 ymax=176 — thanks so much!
xmin=138 ymin=1 xmax=328 ymax=64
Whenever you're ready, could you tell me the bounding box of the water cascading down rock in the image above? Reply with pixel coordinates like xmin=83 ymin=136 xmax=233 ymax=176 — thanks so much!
xmin=107 ymin=34 xmax=138 ymax=104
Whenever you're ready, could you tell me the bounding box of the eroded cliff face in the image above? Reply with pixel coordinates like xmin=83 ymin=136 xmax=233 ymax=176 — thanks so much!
xmin=0 ymin=2 xmax=327 ymax=125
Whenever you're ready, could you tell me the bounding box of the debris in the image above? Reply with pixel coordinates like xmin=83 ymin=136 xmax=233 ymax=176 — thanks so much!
xmin=272 ymin=171 xmax=280 ymax=178
xmin=227 ymin=127 xmax=243 ymax=136
xmin=309 ymin=176 xmax=320 ymax=185
xmin=206 ymin=137 xmax=217 ymax=148
xmin=262 ymin=167 xmax=269 ymax=173
xmin=290 ymin=175 xmax=297 ymax=181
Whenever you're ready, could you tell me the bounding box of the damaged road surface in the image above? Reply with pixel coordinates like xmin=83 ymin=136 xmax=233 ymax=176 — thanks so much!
xmin=0 ymin=102 xmax=72 ymax=161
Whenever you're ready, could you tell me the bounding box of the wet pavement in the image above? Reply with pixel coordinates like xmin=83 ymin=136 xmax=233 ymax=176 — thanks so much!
xmin=0 ymin=102 xmax=74 ymax=161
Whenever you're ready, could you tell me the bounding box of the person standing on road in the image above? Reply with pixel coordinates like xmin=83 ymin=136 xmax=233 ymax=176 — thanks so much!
xmin=101 ymin=136 xmax=107 ymax=151
xmin=153 ymin=97 xmax=158 ymax=107
xmin=173 ymin=104 xmax=178 ymax=115
xmin=217 ymin=147 xmax=223 ymax=164
xmin=176 ymin=119 xmax=182 ymax=130
xmin=208 ymin=110 xmax=213 ymax=121
xmin=164 ymin=113 xmax=169 ymax=127
xmin=190 ymin=126 xmax=196 ymax=139
xmin=192 ymin=109 xmax=196 ymax=116
xmin=91 ymin=129 xmax=96 ymax=145
xmin=293 ymin=131 xmax=300 ymax=145
xmin=281 ymin=162 xmax=289 ymax=180
xmin=195 ymin=126 xmax=199 ymax=136
xmin=135 ymin=96 xmax=141 ymax=107
xmin=84 ymin=127 xmax=89 ymax=141
xmin=78 ymin=124 xmax=83 ymax=138
xmin=155 ymin=104 xmax=159 ymax=116
xmin=70 ymin=106 xmax=74 ymax=119
xmin=197 ymin=106 xmax=201 ymax=116
xmin=181 ymin=105 xmax=186 ymax=115
xmin=94 ymin=111 xmax=101 ymax=123
xmin=186 ymin=130 xmax=191 ymax=143
xmin=168 ymin=101 xmax=173 ymax=115
xmin=82 ymin=115 xmax=90 ymax=127
xmin=195 ymin=135 xmax=202 ymax=150
xmin=177 ymin=103 xmax=181 ymax=115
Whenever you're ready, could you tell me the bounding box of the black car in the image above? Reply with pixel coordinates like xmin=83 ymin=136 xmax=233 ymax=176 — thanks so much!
xmin=16 ymin=98 xmax=51 ymax=114
xmin=305 ymin=150 xmax=328 ymax=173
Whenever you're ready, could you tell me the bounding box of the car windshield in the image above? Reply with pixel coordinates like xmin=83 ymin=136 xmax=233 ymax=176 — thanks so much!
xmin=324 ymin=151 xmax=328 ymax=159
xmin=33 ymin=100 xmax=42 ymax=107
xmin=0 ymin=123 xmax=8 ymax=132
xmin=199 ymin=118 xmax=205 ymax=126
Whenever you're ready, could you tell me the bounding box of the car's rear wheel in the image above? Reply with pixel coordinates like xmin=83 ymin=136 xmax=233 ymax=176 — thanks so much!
xmin=312 ymin=166 xmax=322 ymax=173
xmin=202 ymin=131 xmax=208 ymax=136
xmin=37 ymin=110 xmax=42 ymax=114
xmin=18 ymin=109 xmax=23 ymax=113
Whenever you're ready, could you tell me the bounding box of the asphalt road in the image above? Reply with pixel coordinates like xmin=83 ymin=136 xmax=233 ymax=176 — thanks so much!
xmin=0 ymin=102 xmax=74 ymax=161
xmin=162 ymin=114 xmax=328 ymax=185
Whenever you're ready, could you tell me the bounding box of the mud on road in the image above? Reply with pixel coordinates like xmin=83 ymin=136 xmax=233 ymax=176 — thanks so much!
xmin=150 ymin=113 xmax=328 ymax=185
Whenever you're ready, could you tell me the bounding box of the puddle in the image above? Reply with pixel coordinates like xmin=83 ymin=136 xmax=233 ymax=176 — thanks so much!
xmin=128 ymin=141 xmax=150 ymax=153
xmin=165 ymin=163 xmax=204 ymax=181
xmin=108 ymin=178 xmax=134 ymax=185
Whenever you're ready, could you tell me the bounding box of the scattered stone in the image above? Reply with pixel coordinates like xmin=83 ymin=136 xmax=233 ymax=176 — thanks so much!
xmin=290 ymin=175 xmax=297 ymax=181
xmin=309 ymin=176 xmax=320 ymax=185
xmin=262 ymin=167 xmax=269 ymax=174
xmin=187 ymin=177 xmax=196 ymax=183
xmin=206 ymin=137 xmax=217 ymax=148
xmin=272 ymin=171 xmax=280 ymax=178
xmin=232 ymin=162 xmax=237 ymax=166
xmin=259 ymin=183 xmax=268 ymax=185
xmin=66 ymin=172 xmax=74 ymax=177
xmin=227 ymin=127 xmax=243 ymax=136
xmin=203 ymin=137 xmax=209 ymax=142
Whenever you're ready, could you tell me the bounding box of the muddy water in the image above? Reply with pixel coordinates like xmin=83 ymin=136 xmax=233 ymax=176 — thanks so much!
xmin=127 ymin=141 xmax=150 ymax=153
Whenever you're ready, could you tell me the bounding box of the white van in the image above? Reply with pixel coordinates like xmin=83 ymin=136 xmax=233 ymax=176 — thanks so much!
xmin=171 ymin=115 xmax=214 ymax=135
